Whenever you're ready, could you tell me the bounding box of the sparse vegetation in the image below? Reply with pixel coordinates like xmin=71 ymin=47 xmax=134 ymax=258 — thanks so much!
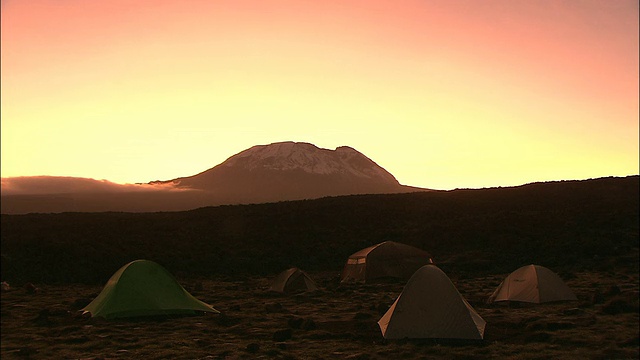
xmin=1 ymin=176 xmax=638 ymax=359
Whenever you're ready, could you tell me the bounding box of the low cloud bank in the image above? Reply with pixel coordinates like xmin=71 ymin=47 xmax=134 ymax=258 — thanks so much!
xmin=1 ymin=176 xmax=184 ymax=195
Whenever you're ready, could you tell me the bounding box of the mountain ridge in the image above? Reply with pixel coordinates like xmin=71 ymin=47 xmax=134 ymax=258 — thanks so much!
xmin=1 ymin=142 xmax=425 ymax=214
xmin=150 ymin=141 xmax=406 ymax=190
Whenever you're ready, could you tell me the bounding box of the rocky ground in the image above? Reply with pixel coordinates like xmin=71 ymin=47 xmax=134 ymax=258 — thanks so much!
xmin=1 ymin=267 xmax=638 ymax=360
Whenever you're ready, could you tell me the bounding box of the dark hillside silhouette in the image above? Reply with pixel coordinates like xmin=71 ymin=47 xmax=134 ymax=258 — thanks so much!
xmin=1 ymin=176 xmax=637 ymax=284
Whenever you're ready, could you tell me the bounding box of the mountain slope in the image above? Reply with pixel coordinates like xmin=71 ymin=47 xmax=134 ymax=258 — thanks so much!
xmin=150 ymin=141 xmax=424 ymax=203
xmin=1 ymin=142 xmax=426 ymax=214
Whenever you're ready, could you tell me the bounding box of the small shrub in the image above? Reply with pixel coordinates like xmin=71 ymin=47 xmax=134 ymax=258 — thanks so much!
xmin=301 ymin=318 xmax=317 ymax=330
xmin=601 ymin=296 xmax=639 ymax=315
xmin=525 ymin=332 xmax=552 ymax=343
xmin=273 ymin=328 xmax=293 ymax=342
xmin=246 ymin=343 xmax=260 ymax=353
xmin=287 ymin=317 xmax=304 ymax=329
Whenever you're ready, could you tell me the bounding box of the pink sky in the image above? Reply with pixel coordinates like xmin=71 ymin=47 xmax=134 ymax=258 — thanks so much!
xmin=1 ymin=0 xmax=638 ymax=190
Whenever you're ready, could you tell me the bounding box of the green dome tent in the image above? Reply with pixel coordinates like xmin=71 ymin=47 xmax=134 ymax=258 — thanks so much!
xmin=82 ymin=260 xmax=219 ymax=319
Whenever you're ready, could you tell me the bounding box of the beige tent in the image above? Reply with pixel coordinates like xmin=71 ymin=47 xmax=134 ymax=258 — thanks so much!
xmin=269 ymin=267 xmax=318 ymax=294
xmin=488 ymin=264 xmax=577 ymax=303
xmin=378 ymin=265 xmax=486 ymax=340
xmin=340 ymin=241 xmax=433 ymax=283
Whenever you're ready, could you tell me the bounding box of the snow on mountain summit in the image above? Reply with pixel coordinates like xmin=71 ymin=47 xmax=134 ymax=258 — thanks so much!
xmin=147 ymin=141 xmax=419 ymax=200
xmin=222 ymin=141 xmax=399 ymax=184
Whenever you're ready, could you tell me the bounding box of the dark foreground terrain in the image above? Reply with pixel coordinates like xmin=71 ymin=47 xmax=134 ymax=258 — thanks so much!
xmin=1 ymin=268 xmax=638 ymax=359
xmin=1 ymin=176 xmax=639 ymax=359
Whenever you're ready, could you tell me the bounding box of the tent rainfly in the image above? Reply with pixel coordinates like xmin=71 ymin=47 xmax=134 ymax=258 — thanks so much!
xmin=341 ymin=241 xmax=433 ymax=283
xmin=82 ymin=260 xmax=219 ymax=319
xmin=269 ymin=267 xmax=318 ymax=294
xmin=378 ymin=265 xmax=486 ymax=340
xmin=488 ymin=264 xmax=577 ymax=304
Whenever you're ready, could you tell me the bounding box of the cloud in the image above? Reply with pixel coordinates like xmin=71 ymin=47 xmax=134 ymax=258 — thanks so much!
xmin=0 ymin=176 xmax=186 ymax=195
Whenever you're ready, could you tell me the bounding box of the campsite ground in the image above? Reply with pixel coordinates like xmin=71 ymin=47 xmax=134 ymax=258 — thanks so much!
xmin=2 ymin=266 xmax=638 ymax=360
xmin=2 ymin=177 xmax=638 ymax=359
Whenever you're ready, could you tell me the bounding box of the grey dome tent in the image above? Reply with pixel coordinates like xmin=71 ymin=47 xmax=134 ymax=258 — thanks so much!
xmin=341 ymin=241 xmax=433 ymax=283
xmin=82 ymin=260 xmax=219 ymax=319
xmin=488 ymin=264 xmax=577 ymax=303
xmin=378 ymin=265 xmax=486 ymax=340
xmin=269 ymin=267 xmax=318 ymax=294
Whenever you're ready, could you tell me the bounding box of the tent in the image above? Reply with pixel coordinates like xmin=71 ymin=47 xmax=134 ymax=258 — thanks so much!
xmin=341 ymin=241 xmax=433 ymax=283
xmin=82 ymin=260 xmax=219 ymax=319
xmin=269 ymin=267 xmax=318 ymax=294
xmin=378 ymin=265 xmax=486 ymax=340
xmin=488 ymin=264 xmax=577 ymax=303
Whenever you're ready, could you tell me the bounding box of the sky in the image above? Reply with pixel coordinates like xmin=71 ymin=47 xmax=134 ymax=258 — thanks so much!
xmin=1 ymin=0 xmax=638 ymax=190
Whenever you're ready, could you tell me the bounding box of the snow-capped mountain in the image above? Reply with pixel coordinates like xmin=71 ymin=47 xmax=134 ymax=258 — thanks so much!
xmin=221 ymin=142 xmax=398 ymax=183
xmin=1 ymin=142 xmax=427 ymax=214
xmin=152 ymin=141 xmax=421 ymax=202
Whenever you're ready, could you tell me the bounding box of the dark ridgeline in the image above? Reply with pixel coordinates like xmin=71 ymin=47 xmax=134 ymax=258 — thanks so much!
xmin=1 ymin=176 xmax=637 ymax=284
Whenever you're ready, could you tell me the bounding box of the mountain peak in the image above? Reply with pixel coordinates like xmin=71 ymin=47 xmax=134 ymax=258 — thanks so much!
xmin=220 ymin=141 xmax=397 ymax=183
xmin=146 ymin=141 xmax=423 ymax=204
xmin=1 ymin=142 xmax=430 ymax=213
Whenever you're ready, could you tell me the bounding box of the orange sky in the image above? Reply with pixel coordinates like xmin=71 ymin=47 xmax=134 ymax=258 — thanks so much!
xmin=1 ymin=0 xmax=638 ymax=190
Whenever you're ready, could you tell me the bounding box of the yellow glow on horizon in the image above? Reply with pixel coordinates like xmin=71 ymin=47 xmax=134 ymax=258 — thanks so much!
xmin=2 ymin=0 xmax=638 ymax=190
